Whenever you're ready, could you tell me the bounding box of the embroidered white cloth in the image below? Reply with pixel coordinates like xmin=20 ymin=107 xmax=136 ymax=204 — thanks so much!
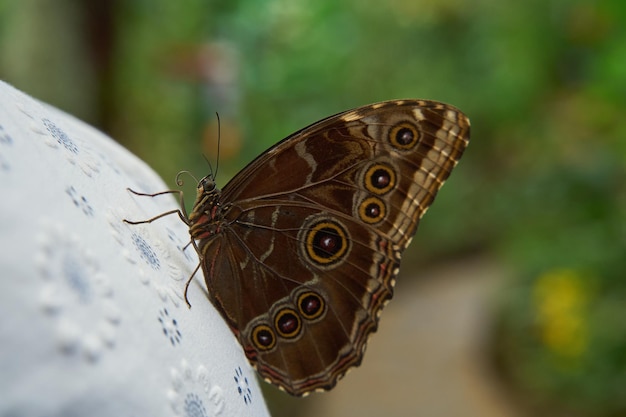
xmin=0 ymin=81 xmax=270 ymax=417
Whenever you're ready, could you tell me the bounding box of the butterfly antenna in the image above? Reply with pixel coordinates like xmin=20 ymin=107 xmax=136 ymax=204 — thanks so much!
xmin=201 ymin=154 xmax=214 ymax=179
xmin=214 ymin=112 xmax=221 ymax=179
xmin=175 ymin=170 xmax=199 ymax=187
xmin=201 ymin=112 xmax=222 ymax=180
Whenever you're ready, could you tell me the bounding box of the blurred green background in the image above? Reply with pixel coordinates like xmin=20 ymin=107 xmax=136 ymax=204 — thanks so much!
xmin=1 ymin=0 xmax=625 ymax=416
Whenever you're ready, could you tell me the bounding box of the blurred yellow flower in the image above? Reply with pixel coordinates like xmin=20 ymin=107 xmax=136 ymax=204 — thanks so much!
xmin=533 ymin=269 xmax=589 ymax=360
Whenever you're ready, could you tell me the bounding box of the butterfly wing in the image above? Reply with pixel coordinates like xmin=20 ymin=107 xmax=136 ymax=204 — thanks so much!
xmin=200 ymin=100 xmax=470 ymax=395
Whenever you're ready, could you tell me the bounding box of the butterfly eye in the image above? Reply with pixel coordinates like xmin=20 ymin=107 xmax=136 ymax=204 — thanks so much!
xmin=200 ymin=176 xmax=216 ymax=192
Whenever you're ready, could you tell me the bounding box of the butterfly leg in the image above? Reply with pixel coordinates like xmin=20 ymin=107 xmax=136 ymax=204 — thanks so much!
xmin=183 ymin=261 xmax=203 ymax=308
xmin=125 ymin=187 xmax=201 ymax=308
xmin=124 ymin=188 xmax=190 ymax=225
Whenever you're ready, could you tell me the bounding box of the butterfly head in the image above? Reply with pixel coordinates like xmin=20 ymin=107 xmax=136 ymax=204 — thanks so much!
xmin=198 ymin=174 xmax=217 ymax=194
xmin=191 ymin=174 xmax=221 ymax=215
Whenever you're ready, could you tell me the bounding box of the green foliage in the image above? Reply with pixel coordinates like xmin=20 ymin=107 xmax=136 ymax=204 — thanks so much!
xmin=494 ymin=155 xmax=626 ymax=416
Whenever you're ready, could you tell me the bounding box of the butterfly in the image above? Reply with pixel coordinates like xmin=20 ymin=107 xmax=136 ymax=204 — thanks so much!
xmin=125 ymin=99 xmax=470 ymax=396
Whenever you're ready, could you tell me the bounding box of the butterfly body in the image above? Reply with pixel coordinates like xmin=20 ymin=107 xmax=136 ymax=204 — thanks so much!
xmin=180 ymin=100 xmax=470 ymax=395
xmin=127 ymin=99 xmax=469 ymax=396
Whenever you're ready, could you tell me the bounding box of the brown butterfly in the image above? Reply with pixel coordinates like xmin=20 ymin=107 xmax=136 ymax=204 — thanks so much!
xmin=125 ymin=100 xmax=470 ymax=396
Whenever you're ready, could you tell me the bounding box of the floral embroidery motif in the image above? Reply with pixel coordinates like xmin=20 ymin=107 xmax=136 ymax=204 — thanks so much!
xmin=43 ymin=118 xmax=78 ymax=154
xmin=66 ymin=186 xmax=94 ymax=217
xmin=159 ymin=308 xmax=182 ymax=346
xmin=37 ymin=221 xmax=121 ymax=361
xmin=234 ymin=366 xmax=252 ymax=405
xmin=169 ymin=360 xmax=225 ymax=417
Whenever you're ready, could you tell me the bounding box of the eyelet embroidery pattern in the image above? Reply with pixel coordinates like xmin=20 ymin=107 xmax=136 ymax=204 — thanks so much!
xmin=132 ymin=232 xmax=162 ymax=270
xmin=42 ymin=118 xmax=78 ymax=154
xmin=37 ymin=221 xmax=121 ymax=362
xmin=159 ymin=307 xmax=182 ymax=346
xmin=66 ymin=186 xmax=94 ymax=217
xmin=25 ymin=113 xmax=101 ymax=177
xmin=182 ymin=393 xmax=209 ymax=417
xmin=168 ymin=360 xmax=225 ymax=417
xmin=234 ymin=366 xmax=252 ymax=406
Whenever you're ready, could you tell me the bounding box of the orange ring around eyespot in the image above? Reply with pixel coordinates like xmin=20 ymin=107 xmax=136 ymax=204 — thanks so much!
xmin=358 ymin=196 xmax=387 ymax=224
xmin=297 ymin=291 xmax=326 ymax=321
xmin=304 ymin=221 xmax=349 ymax=265
xmin=274 ymin=308 xmax=302 ymax=339
xmin=389 ymin=122 xmax=420 ymax=150
xmin=363 ymin=164 xmax=396 ymax=195
xmin=251 ymin=324 xmax=276 ymax=351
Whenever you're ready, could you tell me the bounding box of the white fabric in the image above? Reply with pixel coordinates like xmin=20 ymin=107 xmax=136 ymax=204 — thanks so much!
xmin=0 ymin=81 xmax=270 ymax=417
